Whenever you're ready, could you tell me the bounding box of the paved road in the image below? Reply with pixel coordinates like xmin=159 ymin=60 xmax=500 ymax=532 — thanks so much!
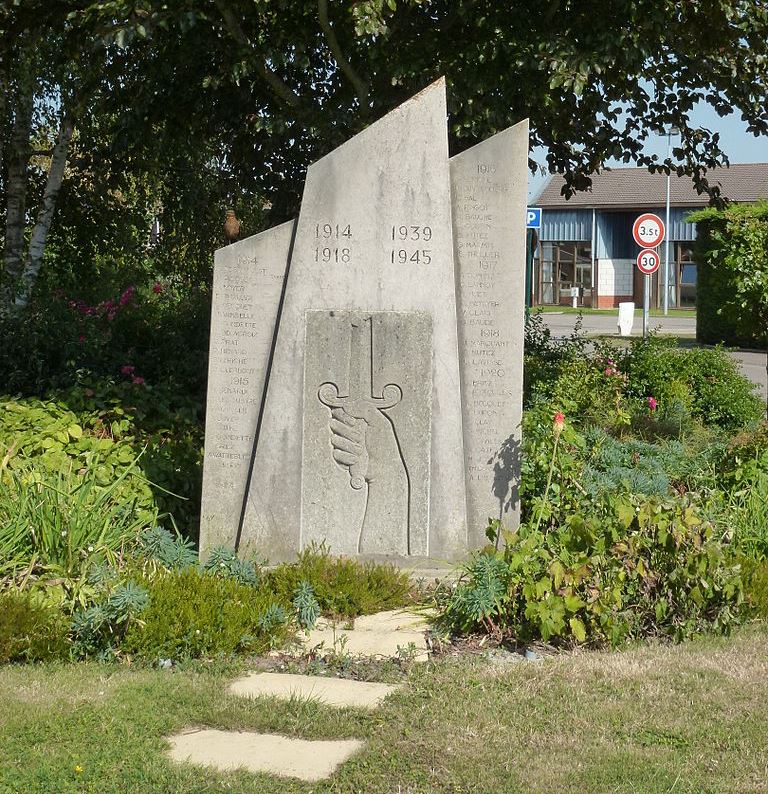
xmin=540 ymin=312 xmax=767 ymax=402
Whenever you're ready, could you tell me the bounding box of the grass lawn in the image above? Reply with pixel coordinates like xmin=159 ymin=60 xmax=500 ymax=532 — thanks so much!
xmin=2 ymin=625 xmax=767 ymax=793
xmin=535 ymin=306 xmax=696 ymax=318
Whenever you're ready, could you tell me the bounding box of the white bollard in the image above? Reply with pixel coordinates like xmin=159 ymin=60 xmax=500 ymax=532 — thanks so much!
xmin=617 ymin=302 xmax=635 ymax=336
xmin=570 ymin=286 xmax=579 ymax=308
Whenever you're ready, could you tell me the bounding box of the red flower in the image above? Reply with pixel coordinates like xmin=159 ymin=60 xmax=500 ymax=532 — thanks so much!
xmin=121 ymin=364 xmax=135 ymax=377
xmin=553 ymin=412 xmax=565 ymax=437
xmin=152 ymin=282 xmax=164 ymax=294
xmin=648 ymin=396 xmax=658 ymax=412
xmin=132 ymin=375 xmax=146 ymax=386
xmin=78 ymin=335 xmax=86 ymax=344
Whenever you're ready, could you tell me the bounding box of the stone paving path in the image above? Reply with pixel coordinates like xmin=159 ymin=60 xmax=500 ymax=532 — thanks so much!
xmin=165 ymin=608 xmax=430 ymax=782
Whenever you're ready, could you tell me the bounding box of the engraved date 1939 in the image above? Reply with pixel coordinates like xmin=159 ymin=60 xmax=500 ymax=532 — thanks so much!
xmin=390 ymin=224 xmax=432 ymax=265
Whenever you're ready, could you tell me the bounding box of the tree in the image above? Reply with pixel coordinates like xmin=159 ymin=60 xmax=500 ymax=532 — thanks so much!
xmin=690 ymin=202 xmax=768 ymax=414
xmin=3 ymin=0 xmax=768 ymax=313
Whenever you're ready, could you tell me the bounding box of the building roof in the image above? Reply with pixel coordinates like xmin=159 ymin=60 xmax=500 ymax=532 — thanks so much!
xmin=533 ymin=163 xmax=768 ymax=209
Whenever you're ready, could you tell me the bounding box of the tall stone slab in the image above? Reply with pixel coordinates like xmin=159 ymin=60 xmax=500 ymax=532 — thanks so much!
xmin=242 ymin=79 xmax=468 ymax=562
xmin=200 ymin=220 xmax=294 ymax=552
xmin=451 ymin=121 xmax=529 ymax=545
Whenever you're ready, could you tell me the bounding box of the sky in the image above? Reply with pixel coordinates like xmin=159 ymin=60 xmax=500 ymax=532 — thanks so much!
xmin=528 ymin=102 xmax=768 ymax=202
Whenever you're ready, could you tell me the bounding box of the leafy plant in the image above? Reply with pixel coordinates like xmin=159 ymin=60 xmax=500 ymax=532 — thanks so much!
xmin=0 ymin=456 xmax=155 ymax=607
xmin=138 ymin=526 xmax=198 ymax=571
xmin=203 ymin=546 xmax=260 ymax=585
xmin=441 ymin=494 xmax=744 ymax=647
xmin=71 ymin=581 xmax=149 ymax=659
xmin=293 ymin=581 xmax=321 ymax=631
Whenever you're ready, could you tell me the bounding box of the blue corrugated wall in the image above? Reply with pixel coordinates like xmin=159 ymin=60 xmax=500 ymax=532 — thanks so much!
xmin=539 ymin=206 xmax=698 ymax=255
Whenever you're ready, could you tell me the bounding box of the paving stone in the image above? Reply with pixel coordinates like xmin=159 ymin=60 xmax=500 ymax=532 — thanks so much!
xmin=229 ymin=672 xmax=402 ymax=709
xmin=167 ymin=728 xmax=363 ymax=782
xmin=299 ymin=609 xmax=430 ymax=661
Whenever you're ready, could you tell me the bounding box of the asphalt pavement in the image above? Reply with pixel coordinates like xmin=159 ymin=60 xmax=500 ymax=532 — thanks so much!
xmin=540 ymin=311 xmax=767 ymax=402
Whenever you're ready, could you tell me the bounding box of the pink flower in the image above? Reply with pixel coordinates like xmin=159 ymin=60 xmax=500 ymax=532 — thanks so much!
xmin=119 ymin=286 xmax=136 ymax=307
xmin=604 ymin=367 xmax=614 ymax=376
xmin=121 ymin=365 xmax=135 ymax=377
xmin=132 ymin=376 xmax=146 ymax=386
xmin=78 ymin=335 xmax=86 ymax=344
xmin=152 ymin=282 xmax=164 ymax=294
xmin=648 ymin=396 xmax=658 ymax=412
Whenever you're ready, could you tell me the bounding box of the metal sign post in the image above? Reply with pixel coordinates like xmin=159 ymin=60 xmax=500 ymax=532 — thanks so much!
xmin=633 ymin=215 xmax=665 ymax=340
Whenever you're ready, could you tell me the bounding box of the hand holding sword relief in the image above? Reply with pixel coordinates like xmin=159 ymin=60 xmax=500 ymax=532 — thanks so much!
xmin=317 ymin=316 xmax=410 ymax=555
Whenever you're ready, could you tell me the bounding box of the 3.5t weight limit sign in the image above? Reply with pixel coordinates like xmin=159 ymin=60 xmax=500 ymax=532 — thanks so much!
xmin=632 ymin=213 xmax=665 ymax=248
xmin=637 ymin=248 xmax=661 ymax=275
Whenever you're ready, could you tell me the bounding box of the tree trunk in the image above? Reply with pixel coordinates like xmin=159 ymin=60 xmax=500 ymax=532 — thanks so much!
xmin=1 ymin=59 xmax=35 ymax=311
xmin=13 ymin=110 xmax=75 ymax=311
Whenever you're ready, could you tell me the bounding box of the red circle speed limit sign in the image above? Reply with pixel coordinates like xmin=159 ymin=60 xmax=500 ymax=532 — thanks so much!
xmin=632 ymin=213 xmax=665 ymax=248
xmin=637 ymin=248 xmax=661 ymax=275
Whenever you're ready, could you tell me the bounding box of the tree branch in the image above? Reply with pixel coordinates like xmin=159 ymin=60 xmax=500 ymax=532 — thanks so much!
xmin=212 ymin=0 xmax=303 ymax=110
xmin=317 ymin=0 xmax=368 ymax=107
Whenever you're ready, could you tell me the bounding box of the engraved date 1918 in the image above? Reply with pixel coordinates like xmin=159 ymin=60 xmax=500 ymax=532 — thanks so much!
xmin=314 ymin=222 xmax=352 ymax=264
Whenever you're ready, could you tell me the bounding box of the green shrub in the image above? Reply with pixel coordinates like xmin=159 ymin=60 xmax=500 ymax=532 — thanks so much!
xmin=267 ymin=543 xmax=413 ymax=619
xmin=742 ymin=559 xmax=768 ymax=619
xmin=122 ymin=568 xmax=291 ymax=660
xmin=0 ymin=591 xmax=70 ymax=664
xmin=441 ymin=495 xmax=744 ymax=647
xmin=620 ymin=336 xmax=763 ymax=431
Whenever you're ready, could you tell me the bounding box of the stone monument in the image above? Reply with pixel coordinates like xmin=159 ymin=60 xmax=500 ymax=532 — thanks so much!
xmin=201 ymin=79 xmax=528 ymax=565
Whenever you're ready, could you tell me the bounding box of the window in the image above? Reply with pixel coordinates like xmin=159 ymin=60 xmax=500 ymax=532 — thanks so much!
xmin=537 ymin=242 xmax=592 ymax=305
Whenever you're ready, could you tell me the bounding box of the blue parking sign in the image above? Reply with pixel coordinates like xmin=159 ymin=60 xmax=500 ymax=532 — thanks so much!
xmin=526 ymin=207 xmax=542 ymax=229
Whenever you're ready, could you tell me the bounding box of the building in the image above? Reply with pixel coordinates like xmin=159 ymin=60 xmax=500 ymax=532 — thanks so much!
xmin=530 ymin=163 xmax=768 ymax=308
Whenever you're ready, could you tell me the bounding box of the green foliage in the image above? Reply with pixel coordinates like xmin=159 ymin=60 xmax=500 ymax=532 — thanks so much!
xmin=122 ymin=568 xmax=290 ymax=660
xmin=0 ymin=386 xmax=203 ymax=537
xmin=292 ymin=581 xmax=321 ymax=631
xmin=267 ymin=543 xmax=413 ymax=619
xmin=690 ymin=202 xmax=768 ymax=348
xmin=620 ymin=336 xmax=763 ymax=431
xmin=0 ymin=591 xmax=70 ymax=664
xmin=442 ymin=495 xmax=744 ymax=647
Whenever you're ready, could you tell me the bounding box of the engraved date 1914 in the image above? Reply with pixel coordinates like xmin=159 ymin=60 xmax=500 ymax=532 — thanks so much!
xmin=390 ymin=224 xmax=432 ymax=265
xmin=314 ymin=222 xmax=352 ymax=263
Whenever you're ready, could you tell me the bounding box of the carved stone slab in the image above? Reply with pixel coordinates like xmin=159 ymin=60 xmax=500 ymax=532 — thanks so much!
xmin=302 ymin=311 xmax=432 ymax=556
xmin=451 ymin=122 xmax=529 ymax=545
xmin=200 ymin=220 xmax=294 ymax=553
xmin=241 ymin=78 xmax=468 ymax=561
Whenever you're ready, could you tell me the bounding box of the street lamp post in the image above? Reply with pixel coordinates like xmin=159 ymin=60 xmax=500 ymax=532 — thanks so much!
xmin=659 ymin=128 xmax=680 ymax=315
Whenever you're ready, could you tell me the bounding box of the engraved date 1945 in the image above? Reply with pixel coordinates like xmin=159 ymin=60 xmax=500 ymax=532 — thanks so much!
xmin=390 ymin=224 xmax=432 ymax=265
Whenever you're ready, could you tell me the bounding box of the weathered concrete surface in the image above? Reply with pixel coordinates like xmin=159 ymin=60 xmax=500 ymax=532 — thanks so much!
xmin=302 ymin=311 xmax=432 ymax=556
xmin=451 ymin=122 xmax=528 ymax=546
xmin=200 ymin=221 xmax=294 ymax=554
xmin=167 ymin=728 xmax=363 ymax=782
xmin=297 ymin=609 xmax=430 ymax=661
xmin=242 ymin=78 xmax=468 ymax=562
xmin=229 ymin=672 xmax=402 ymax=709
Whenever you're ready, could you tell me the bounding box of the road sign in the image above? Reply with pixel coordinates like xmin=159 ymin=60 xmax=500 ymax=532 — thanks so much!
xmin=637 ymin=248 xmax=661 ymax=275
xmin=632 ymin=213 xmax=665 ymax=248
xmin=526 ymin=207 xmax=542 ymax=229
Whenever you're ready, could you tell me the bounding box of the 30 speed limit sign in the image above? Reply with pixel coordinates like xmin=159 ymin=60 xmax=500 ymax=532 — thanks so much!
xmin=632 ymin=213 xmax=665 ymax=248
xmin=637 ymin=248 xmax=661 ymax=275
